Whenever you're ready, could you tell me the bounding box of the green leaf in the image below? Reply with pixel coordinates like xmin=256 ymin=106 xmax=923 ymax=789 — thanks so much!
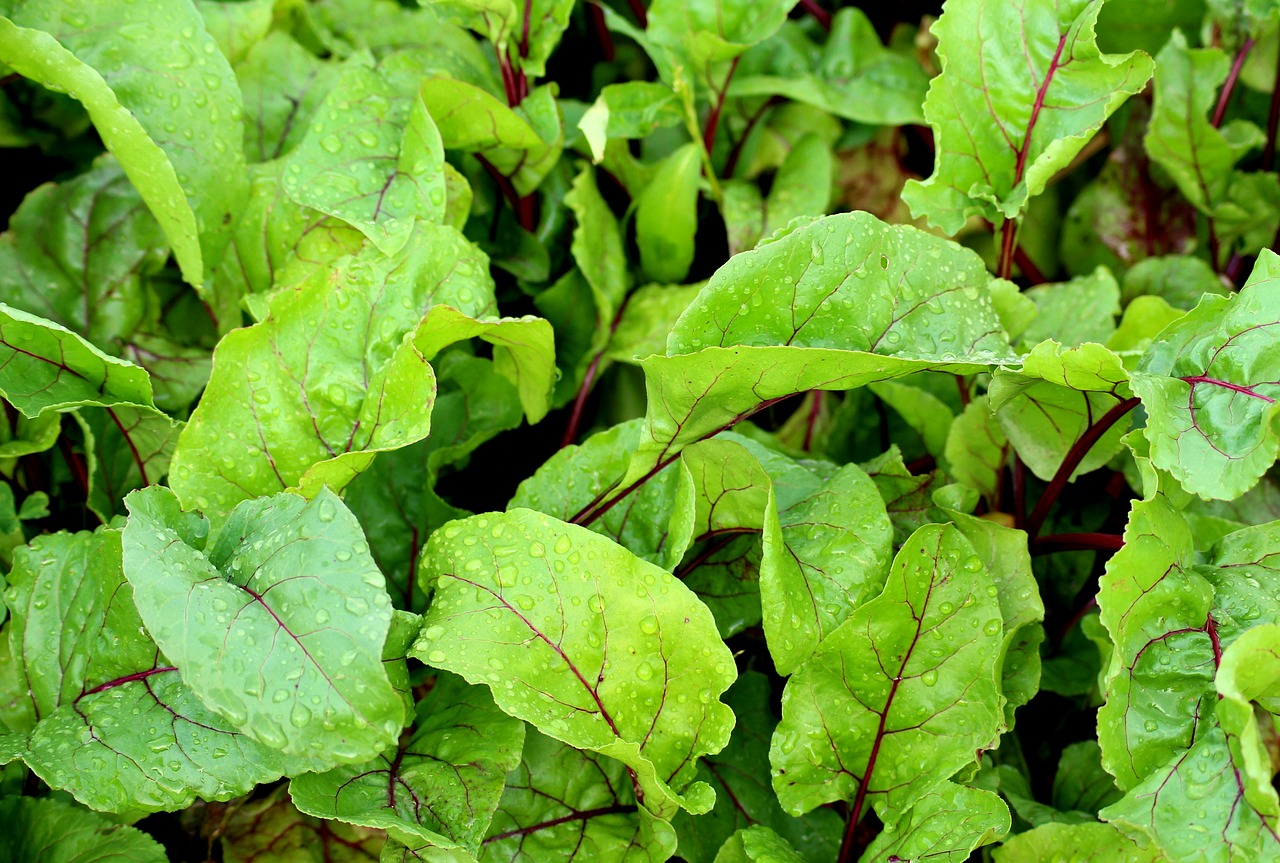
xmin=481 ymin=727 xmax=678 ymax=863
xmin=1120 ymin=255 xmax=1228 ymax=311
xmin=606 ymin=284 xmax=703 ymax=365
xmin=1144 ymin=31 xmax=1262 ymax=217
xmin=511 ymin=0 xmax=574 ymax=78
xmin=196 ymin=0 xmax=273 ymax=65
xmin=0 ymin=0 xmax=247 ymax=288
xmin=0 ymin=797 xmax=168 ymax=863
xmin=579 ymin=82 xmax=682 ymax=163
xmin=721 ymin=180 xmax=764 ymax=256
xmin=904 ymin=0 xmax=1154 ymax=234
xmin=1214 ymin=623 xmax=1280 ymax=816
xmin=862 ymin=782 xmax=1010 ymax=863
xmin=944 ymin=396 xmax=1008 ymax=503
xmin=75 ymin=405 xmax=181 ymax=521
xmin=635 ymin=142 xmax=702 ymax=284
xmin=412 ymin=508 xmax=737 ymax=818
xmin=1102 ymin=721 xmax=1280 ymax=862
xmin=1131 ymin=252 xmax=1280 ymax=500
xmin=168 ymin=223 xmax=496 ymax=515
xmin=0 ymin=304 xmax=154 ymax=418
xmin=511 ymin=419 xmax=682 ymax=567
xmin=1053 ymin=740 xmax=1123 ymax=816
xmin=759 ymin=134 xmax=832 ymax=240
xmin=770 ymin=524 xmax=1004 ymax=819
xmin=671 ymin=672 xmax=842 ymax=863
xmin=121 ymin=486 xmax=405 ymax=766
xmin=1108 ymin=296 xmax=1188 ymax=356
xmin=992 ymin=821 xmax=1165 ymax=862
xmin=642 ymin=0 xmax=797 ymax=83
xmin=283 ymin=58 xmax=446 ymax=256
xmin=291 ymin=672 xmax=524 ymax=850
xmin=606 ymin=213 xmax=1013 ymax=500
xmin=730 ymin=9 xmax=929 ymax=126
xmin=1096 ymin=496 xmax=1213 ymax=791
xmin=236 ymin=31 xmax=340 ymax=163
xmin=989 ymin=341 xmax=1133 ymax=483
xmin=861 ymin=446 xmax=950 ymax=546
xmin=712 ymin=826 xmax=805 ymax=863
xmin=0 ymin=155 xmax=165 ymax=348
xmin=0 ymin=529 xmax=295 ymax=813
xmin=1019 ymin=267 xmax=1121 ymax=349
xmin=221 ymin=785 xmax=387 ymax=863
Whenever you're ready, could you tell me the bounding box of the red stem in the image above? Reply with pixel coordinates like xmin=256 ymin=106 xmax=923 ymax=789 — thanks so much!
xmin=1265 ymin=36 xmax=1280 ymax=169
xmin=997 ymin=220 xmax=1018 ymax=280
xmin=1211 ymin=38 xmax=1255 ymax=129
xmin=802 ymin=391 xmax=823 ymax=451
xmin=625 ymin=0 xmax=647 ymax=28
xmin=1031 ymin=532 xmax=1125 ymax=555
xmin=723 ymin=96 xmax=781 ymax=179
xmin=588 ymin=2 xmax=615 ymax=61
xmin=561 ymin=351 xmax=605 ymax=449
xmin=79 ymin=666 xmax=177 ymax=700
xmin=799 ymin=0 xmax=832 ymax=30
xmin=704 ymin=57 xmax=740 ymax=155
xmin=1012 ymin=457 xmax=1026 ymax=531
xmin=1012 ymin=244 xmax=1046 ymax=284
xmin=1025 ymin=397 xmax=1141 ymax=540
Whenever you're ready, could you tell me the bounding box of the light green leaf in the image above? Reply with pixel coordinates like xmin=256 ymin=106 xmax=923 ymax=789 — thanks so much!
xmin=1131 ymin=252 xmax=1280 ymax=500
xmin=863 ymin=782 xmax=1010 ymax=863
xmin=607 ymin=284 xmax=703 ymax=365
xmin=759 ymin=133 xmax=832 ymax=240
xmin=1144 ymin=30 xmax=1262 ymax=217
xmin=0 ymin=304 xmax=154 ymax=418
xmin=511 ymin=419 xmax=682 ymax=567
xmin=0 ymin=155 xmax=165 ymax=348
xmin=642 ymin=0 xmax=797 ymax=83
xmin=868 ymin=379 xmax=954 ymax=463
xmin=770 ymin=524 xmax=1003 ymax=819
xmin=635 ymin=142 xmax=702 ymax=284
xmin=944 ymin=396 xmax=1008 ymax=503
xmin=989 ymin=341 xmax=1133 ymax=483
xmin=169 ymin=223 xmax=494 ymax=516
xmin=1102 ymin=722 xmax=1280 ymax=862
xmin=721 ymin=180 xmax=764 ymax=255
xmin=0 ymin=0 xmax=247 ymax=289
xmin=236 ymin=31 xmax=340 ymax=163
xmin=420 ymin=76 xmax=540 ymax=150
xmin=1019 ymin=267 xmax=1121 ymax=348
xmin=730 ymin=9 xmax=929 ymax=126
xmin=410 ymin=305 xmax=556 ymax=424
xmin=904 ymin=0 xmax=1154 ymax=234
xmin=412 ymin=508 xmax=737 ymax=818
xmin=1108 ymin=296 xmax=1187 ymax=356
xmin=1097 ymin=497 xmax=1213 ymax=791
xmin=1121 ymin=255 xmax=1229 ymax=310
xmin=712 ymin=826 xmax=805 ymax=863
xmin=579 ymin=81 xmax=682 ymax=163
xmin=0 ymin=529 xmax=295 ymax=814
xmin=512 ymin=0 xmax=574 ymax=78
xmin=283 ymin=58 xmax=446 ymax=255
xmin=993 ymin=821 xmax=1166 ymax=862
xmin=671 ymin=672 xmax=842 ymax=863
xmin=122 ymin=486 xmax=405 ymax=766
xmin=861 ymin=446 xmax=950 ymax=545
xmin=1215 ymin=623 xmax=1280 ymax=816
xmin=481 ymin=727 xmax=678 ymax=863
xmin=291 ymin=672 xmax=524 ymax=850
xmin=0 ymin=797 xmax=168 ymax=863
xmin=196 ymin=0 xmax=273 ymax=64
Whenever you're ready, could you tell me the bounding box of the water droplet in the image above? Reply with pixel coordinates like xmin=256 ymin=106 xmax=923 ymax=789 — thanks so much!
xmin=921 ymin=669 xmax=939 ymax=687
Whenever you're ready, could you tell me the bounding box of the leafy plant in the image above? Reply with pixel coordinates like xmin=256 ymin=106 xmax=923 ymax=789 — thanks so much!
xmin=0 ymin=0 xmax=1279 ymax=861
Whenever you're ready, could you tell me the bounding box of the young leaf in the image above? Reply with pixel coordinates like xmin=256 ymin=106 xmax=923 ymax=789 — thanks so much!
xmin=0 ymin=529 xmax=295 ymax=813
xmin=0 ymin=304 xmax=154 ymax=418
xmin=0 ymin=0 xmax=247 ymax=288
xmin=579 ymin=82 xmax=682 ymax=163
xmin=168 ymin=223 xmax=494 ymax=515
xmin=759 ymin=134 xmax=832 ymax=240
xmin=862 ymin=782 xmax=1010 ymax=863
xmin=711 ymin=826 xmax=806 ymax=863
xmin=481 ymin=727 xmax=679 ymax=862
xmin=1018 ymin=267 xmax=1121 ymax=348
xmin=770 ymin=524 xmax=1004 ymax=820
xmin=0 ymin=154 xmax=166 ymax=348
xmin=196 ymin=0 xmax=273 ymax=65
xmin=944 ymin=396 xmax=1008 ymax=503
xmin=635 ymin=142 xmax=702 ymax=284
xmin=0 ymin=796 xmax=168 ymax=863
xmin=412 ymin=508 xmax=737 ymax=818
xmin=641 ymin=0 xmax=797 ymax=85
xmin=122 ymin=486 xmax=405 ymax=767
xmin=1131 ymin=252 xmax=1280 ymax=500
xmin=1214 ymin=623 xmax=1280 ymax=816
xmin=282 ymin=58 xmax=446 ymax=256
xmin=904 ymin=0 xmax=1154 ymax=234
xmin=291 ymin=672 xmax=524 ymax=851
xmin=74 ymin=405 xmax=181 ymax=521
